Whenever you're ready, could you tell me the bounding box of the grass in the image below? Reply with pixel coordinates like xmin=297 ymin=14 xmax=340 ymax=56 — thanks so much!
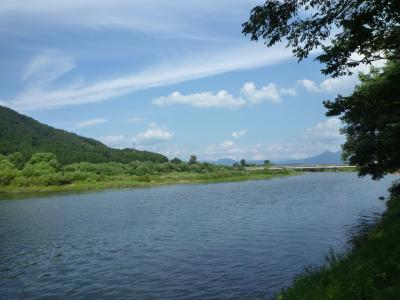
xmin=276 ymin=184 xmax=400 ymax=300
xmin=0 ymin=169 xmax=298 ymax=194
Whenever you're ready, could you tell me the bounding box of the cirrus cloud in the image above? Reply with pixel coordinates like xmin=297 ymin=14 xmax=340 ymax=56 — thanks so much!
xmin=74 ymin=118 xmax=107 ymax=129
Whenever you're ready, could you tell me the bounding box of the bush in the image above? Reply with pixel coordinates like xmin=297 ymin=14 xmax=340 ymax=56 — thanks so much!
xmin=189 ymin=164 xmax=203 ymax=173
xmin=23 ymin=161 xmax=57 ymax=177
xmin=0 ymin=158 xmax=18 ymax=186
xmin=7 ymin=152 xmax=24 ymax=169
xmin=28 ymin=153 xmax=60 ymax=170
xmin=389 ymin=180 xmax=400 ymax=196
xmin=133 ymin=164 xmax=152 ymax=176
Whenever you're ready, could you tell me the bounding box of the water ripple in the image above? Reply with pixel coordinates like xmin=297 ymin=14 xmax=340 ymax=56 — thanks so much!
xmin=0 ymin=173 xmax=395 ymax=299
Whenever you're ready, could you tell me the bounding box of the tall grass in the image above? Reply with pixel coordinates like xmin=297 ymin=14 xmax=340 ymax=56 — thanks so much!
xmin=276 ymin=180 xmax=400 ymax=300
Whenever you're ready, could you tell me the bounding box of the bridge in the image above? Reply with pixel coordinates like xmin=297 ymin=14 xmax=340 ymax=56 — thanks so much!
xmin=245 ymin=164 xmax=355 ymax=172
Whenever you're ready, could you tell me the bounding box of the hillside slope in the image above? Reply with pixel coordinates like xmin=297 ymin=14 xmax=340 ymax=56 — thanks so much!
xmin=0 ymin=105 xmax=168 ymax=165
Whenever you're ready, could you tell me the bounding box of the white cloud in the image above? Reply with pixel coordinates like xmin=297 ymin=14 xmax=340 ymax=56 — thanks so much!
xmin=74 ymin=118 xmax=107 ymax=129
xmin=280 ymin=87 xmax=297 ymax=96
xmin=153 ymin=81 xmax=297 ymax=109
xmin=202 ymin=118 xmax=344 ymax=161
xmin=296 ymin=56 xmax=387 ymax=95
xmin=296 ymin=79 xmax=321 ymax=93
xmin=21 ymin=51 xmax=75 ymax=86
xmin=135 ymin=122 xmax=175 ymax=145
xmin=153 ymin=90 xmax=246 ymax=108
xmin=240 ymin=82 xmax=281 ymax=104
xmin=4 ymin=45 xmax=292 ymax=111
xmin=297 ymin=78 xmax=354 ymax=94
xmin=100 ymin=134 xmax=128 ymax=148
xmin=232 ymin=129 xmax=247 ymax=139
xmin=99 ymin=122 xmax=175 ymax=148
xmin=305 ymin=118 xmax=343 ymax=141
xmin=206 ymin=140 xmax=237 ymax=154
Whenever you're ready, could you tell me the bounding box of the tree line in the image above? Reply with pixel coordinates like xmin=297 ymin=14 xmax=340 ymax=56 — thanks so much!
xmin=0 ymin=152 xmax=251 ymax=188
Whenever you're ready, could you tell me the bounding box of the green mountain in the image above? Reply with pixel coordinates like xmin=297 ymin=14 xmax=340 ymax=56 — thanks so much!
xmin=0 ymin=105 xmax=168 ymax=165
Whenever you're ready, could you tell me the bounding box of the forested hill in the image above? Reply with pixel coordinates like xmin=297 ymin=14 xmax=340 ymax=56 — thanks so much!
xmin=0 ymin=105 xmax=168 ymax=165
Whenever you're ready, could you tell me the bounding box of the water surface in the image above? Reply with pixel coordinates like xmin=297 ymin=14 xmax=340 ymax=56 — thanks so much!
xmin=0 ymin=173 xmax=396 ymax=299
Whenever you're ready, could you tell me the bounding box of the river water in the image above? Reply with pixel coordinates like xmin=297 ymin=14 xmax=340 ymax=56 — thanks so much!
xmin=0 ymin=173 xmax=396 ymax=299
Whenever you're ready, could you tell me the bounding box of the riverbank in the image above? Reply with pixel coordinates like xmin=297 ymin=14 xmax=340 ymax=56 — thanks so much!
xmin=276 ymin=181 xmax=400 ymax=299
xmin=0 ymin=169 xmax=298 ymax=194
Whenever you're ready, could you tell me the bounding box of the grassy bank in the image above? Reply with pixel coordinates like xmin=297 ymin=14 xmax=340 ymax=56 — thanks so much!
xmin=0 ymin=166 xmax=297 ymax=194
xmin=276 ymin=181 xmax=400 ymax=300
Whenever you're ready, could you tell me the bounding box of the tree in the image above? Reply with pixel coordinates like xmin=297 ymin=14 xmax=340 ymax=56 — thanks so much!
xmin=0 ymin=156 xmax=18 ymax=186
xmin=22 ymin=152 xmax=60 ymax=177
xmin=171 ymin=157 xmax=182 ymax=164
xmin=188 ymin=155 xmax=197 ymax=165
xmin=240 ymin=159 xmax=246 ymax=167
xmin=324 ymin=61 xmax=400 ymax=179
xmin=264 ymin=160 xmax=270 ymax=165
xmin=8 ymin=152 xmax=24 ymax=169
xmin=243 ymin=0 xmax=400 ymax=77
xmin=243 ymin=0 xmax=400 ymax=179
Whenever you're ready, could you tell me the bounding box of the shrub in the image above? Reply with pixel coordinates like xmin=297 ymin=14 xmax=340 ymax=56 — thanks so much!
xmin=389 ymin=180 xmax=400 ymax=196
xmin=7 ymin=152 xmax=24 ymax=169
xmin=28 ymin=153 xmax=60 ymax=170
xmin=23 ymin=161 xmax=57 ymax=177
xmin=134 ymin=164 xmax=152 ymax=176
xmin=0 ymin=158 xmax=18 ymax=186
xmin=189 ymin=164 xmax=203 ymax=173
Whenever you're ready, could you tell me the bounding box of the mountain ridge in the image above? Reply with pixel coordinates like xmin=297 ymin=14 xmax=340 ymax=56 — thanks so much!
xmin=0 ymin=105 xmax=168 ymax=165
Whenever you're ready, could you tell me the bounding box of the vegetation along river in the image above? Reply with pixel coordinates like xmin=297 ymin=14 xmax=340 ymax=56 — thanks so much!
xmin=0 ymin=172 xmax=397 ymax=299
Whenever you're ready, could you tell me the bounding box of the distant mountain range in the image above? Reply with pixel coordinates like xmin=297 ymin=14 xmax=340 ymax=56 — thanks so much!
xmin=276 ymin=151 xmax=344 ymax=165
xmin=211 ymin=158 xmax=238 ymax=166
xmin=0 ymin=105 xmax=168 ymax=165
xmin=209 ymin=151 xmax=344 ymax=166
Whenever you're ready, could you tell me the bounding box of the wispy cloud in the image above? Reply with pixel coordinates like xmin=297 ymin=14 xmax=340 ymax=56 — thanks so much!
xmin=0 ymin=0 xmax=257 ymax=39
xmin=73 ymin=118 xmax=107 ymax=129
xmin=4 ymin=45 xmax=293 ymax=111
xmin=21 ymin=50 xmax=75 ymax=86
xmin=126 ymin=117 xmax=145 ymax=123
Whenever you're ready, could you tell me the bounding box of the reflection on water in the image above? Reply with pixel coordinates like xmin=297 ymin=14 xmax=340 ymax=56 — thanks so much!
xmin=0 ymin=173 xmax=396 ymax=299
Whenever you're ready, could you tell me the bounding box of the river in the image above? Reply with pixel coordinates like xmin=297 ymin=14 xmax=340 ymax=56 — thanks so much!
xmin=0 ymin=173 xmax=396 ymax=299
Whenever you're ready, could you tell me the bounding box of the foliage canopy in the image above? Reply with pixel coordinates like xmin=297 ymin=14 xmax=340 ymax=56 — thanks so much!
xmin=243 ymin=0 xmax=400 ymax=77
xmin=243 ymin=0 xmax=400 ymax=179
xmin=324 ymin=61 xmax=400 ymax=179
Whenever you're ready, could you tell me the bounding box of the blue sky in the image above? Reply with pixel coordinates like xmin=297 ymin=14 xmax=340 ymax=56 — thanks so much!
xmin=0 ymin=0 xmax=367 ymax=161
